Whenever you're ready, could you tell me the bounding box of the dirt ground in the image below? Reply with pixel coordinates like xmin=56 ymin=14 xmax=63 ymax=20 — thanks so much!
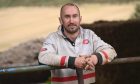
xmin=0 ymin=3 xmax=135 ymax=51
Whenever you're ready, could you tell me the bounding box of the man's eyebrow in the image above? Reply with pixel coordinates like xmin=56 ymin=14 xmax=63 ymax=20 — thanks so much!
xmin=73 ymin=14 xmax=78 ymax=16
xmin=64 ymin=14 xmax=70 ymax=17
xmin=65 ymin=13 xmax=78 ymax=16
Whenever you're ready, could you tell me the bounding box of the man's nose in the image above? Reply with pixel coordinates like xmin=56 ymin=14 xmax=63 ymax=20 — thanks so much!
xmin=70 ymin=17 xmax=74 ymax=23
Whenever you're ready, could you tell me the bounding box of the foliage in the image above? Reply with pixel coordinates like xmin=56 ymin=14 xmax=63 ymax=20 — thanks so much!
xmin=131 ymin=3 xmax=140 ymax=19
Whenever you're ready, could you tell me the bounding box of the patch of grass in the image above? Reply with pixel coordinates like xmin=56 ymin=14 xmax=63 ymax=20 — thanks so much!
xmin=0 ymin=0 xmax=70 ymax=7
xmin=0 ymin=0 xmax=139 ymax=8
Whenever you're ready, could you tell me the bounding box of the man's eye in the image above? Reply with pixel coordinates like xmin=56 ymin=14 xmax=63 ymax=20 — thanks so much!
xmin=73 ymin=14 xmax=78 ymax=18
xmin=65 ymin=15 xmax=70 ymax=18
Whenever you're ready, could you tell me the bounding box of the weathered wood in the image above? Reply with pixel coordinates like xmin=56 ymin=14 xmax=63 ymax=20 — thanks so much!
xmin=0 ymin=56 xmax=140 ymax=74
xmin=108 ymin=56 xmax=140 ymax=65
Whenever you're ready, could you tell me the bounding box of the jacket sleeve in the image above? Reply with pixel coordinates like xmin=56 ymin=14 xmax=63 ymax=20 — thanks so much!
xmin=91 ymin=31 xmax=117 ymax=65
xmin=38 ymin=34 xmax=76 ymax=68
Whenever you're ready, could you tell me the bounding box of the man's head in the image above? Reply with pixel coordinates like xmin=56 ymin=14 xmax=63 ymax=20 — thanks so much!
xmin=59 ymin=3 xmax=82 ymax=34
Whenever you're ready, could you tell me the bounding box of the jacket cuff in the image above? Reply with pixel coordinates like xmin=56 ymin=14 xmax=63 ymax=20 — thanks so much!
xmin=68 ymin=57 xmax=76 ymax=69
xmin=95 ymin=53 xmax=103 ymax=65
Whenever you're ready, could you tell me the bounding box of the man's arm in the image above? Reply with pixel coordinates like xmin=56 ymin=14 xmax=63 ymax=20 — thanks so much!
xmin=92 ymin=31 xmax=117 ymax=65
xmin=38 ymin=34 xmax=87 ymax=69
xmin=85 ymin=31 xmax=117 ymax=70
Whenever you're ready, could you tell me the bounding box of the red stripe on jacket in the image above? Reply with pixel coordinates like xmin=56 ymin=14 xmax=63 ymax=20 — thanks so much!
xmin=60 ymin=56 xmax=66 ymax=66
xmin=102 ymin=51 xmax=109 ymax=63
xmin=51 ymin=72 xmax=95 ymax=82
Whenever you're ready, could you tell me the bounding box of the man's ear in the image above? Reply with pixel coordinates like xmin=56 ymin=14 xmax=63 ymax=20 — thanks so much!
xmin=59 ymin=17 xmax=62 ymax=25
xmin=80 ymin=16 xmax=82 ymax=23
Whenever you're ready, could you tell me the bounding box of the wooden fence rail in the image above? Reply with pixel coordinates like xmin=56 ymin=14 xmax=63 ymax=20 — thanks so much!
xmin=0 ymin=56 xmax=140 ymax=74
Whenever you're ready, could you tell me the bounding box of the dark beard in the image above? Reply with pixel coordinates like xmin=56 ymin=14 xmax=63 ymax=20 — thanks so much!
xmin=65 ymin=26 xmax=79 ymax=34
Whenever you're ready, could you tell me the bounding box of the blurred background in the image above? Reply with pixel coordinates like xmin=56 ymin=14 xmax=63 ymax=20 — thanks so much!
xmin=0 ymin=0 xmax=140 ymax=52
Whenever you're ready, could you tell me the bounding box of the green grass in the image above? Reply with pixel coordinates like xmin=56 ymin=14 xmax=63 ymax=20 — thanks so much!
xmin=0 ymin=0 xmax=71 ymax=7
xmin=0 ymin=0 xmax=139 ymax=8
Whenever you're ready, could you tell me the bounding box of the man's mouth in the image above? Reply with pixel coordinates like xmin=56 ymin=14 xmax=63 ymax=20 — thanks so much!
xmin=68 ymin=24 xmax=76 ymax=27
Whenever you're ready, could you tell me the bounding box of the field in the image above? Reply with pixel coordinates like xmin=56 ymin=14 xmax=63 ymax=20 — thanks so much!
xmin=0 ymin=3 xmax=136 ymax=51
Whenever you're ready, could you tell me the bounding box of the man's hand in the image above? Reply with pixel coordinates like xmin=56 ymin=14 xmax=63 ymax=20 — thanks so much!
xmin=84 ymin=55 xmax=98 ymax=70
xmin=74 ymin=55 xmax=98 ymax=70
xmin=74 ymin=55 xmax=87 ymax=68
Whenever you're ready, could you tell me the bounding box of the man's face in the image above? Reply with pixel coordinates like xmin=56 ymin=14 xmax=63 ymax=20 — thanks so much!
xmin=59 ymin=5 xmax=82 ymax=34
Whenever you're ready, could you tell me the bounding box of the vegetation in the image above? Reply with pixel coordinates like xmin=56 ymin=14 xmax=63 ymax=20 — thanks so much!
xmin=0 ymin=0 xmax=139 ymax=8
xmin=131 ymin=3 xmax=140 ymax=19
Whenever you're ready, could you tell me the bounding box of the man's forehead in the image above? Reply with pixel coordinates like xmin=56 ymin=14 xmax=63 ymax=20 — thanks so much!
xmin=60 ymin=4 xmax=80 ymax=17
xmin=61 ymin=6 xmax=80 ymax=15
xmin=62 ymin=5 xmax=78 ymax=12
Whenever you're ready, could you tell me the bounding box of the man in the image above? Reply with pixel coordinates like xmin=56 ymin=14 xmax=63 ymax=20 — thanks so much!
xmin=38 ymin=3 xmax=117 ymax=84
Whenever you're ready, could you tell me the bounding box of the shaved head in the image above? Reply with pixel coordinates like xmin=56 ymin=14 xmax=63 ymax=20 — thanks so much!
xmin=60 ymin=3 xmax=80 ymax=18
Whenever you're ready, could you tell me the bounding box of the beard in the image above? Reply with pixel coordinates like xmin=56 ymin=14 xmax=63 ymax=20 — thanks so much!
xmin=64 ymin=24 xmax=80 ymax=34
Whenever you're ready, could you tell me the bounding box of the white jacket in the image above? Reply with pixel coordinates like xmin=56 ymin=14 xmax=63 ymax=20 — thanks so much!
xmin=38 ymin=26 xmax=117 ymax=84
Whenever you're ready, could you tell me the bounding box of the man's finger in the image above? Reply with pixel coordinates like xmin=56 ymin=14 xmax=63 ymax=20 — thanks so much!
xmin=84 ymin=64 xmax=94 ymax=70
xmin=84 ymin=65 xmax=90 ymax=70
xmin=86 ymin=60 xmax=94 ymax=67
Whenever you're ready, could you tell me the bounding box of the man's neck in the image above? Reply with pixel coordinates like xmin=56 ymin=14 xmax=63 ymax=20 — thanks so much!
xmin=64 ymin=30 xmax=80 ymax=42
